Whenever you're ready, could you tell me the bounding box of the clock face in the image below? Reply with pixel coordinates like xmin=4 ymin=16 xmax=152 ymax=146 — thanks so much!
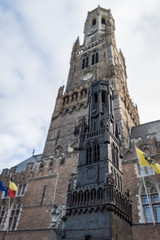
xmin=82 ymin=72 xmax=93 ymax=81
xmin=87 ymin=27 xmax=97 ymax=36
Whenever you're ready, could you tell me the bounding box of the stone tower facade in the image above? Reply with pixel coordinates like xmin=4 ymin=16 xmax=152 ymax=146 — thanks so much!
xmin=41 ymin=6 xmax=140 ymax=207
xmin=42 ymin=6 xmax=139 ymax=170
xmin=66 ymin=80 xmax=132 ymax=240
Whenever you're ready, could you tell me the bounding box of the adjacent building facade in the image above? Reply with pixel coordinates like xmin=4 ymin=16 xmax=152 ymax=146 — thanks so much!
xmin=0 ymin=6 xmax=160 ymax=240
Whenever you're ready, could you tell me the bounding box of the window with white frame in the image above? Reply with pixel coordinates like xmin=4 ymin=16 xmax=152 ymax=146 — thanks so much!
xmin=17 ymin=184 xmax=26 ymax=196
xmin=0 ymin=206 xmax=7 ymax=228
xmin=9 ymin=203 xmax=21 ymax=230
xmin=140 ymin=165 xmax=155 ymax=176
xmin=142 ymin=194 xmax=160 ymax=223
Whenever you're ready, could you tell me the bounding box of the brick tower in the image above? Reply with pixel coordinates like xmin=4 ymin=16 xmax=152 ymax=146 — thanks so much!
xmin=65 ymin=80 xmax=133 ymax=240
xmin=41 ymin=6 xmax=139 ymax=207
xmin=42 ymin=6 xmax=139 ymax=163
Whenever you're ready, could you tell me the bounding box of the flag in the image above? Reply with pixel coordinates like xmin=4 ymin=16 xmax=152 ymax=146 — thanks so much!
xmin=8 ymin=179 xmax=17 ymax=199
xmin=0 ymin=181 xmax=8 ymax=197
xmin=136 ymin=147 xmax=160 ymax=174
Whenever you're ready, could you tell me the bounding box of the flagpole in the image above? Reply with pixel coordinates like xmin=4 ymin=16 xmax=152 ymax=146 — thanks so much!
xmin=135 ymin=147 xmax=155 ymax=226
xmin=7 ymin=173 xmax=12 ymax=234
xmin=7 ymin=196 xmax=10 ymax=233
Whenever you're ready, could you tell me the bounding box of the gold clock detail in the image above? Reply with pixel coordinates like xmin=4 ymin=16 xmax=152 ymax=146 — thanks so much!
xmin=82 ymin=72 xmax=93 ymax=81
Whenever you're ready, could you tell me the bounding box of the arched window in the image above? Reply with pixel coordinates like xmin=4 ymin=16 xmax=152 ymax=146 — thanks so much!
xmin=139 ymin=179 xmax=160 ymax=223
xmin=86 ymin=57 xmax=88 ymax=67
xmin=86 ymin=145 xmax=92 ymax=164
xmin=92 ymin=19 xmax=96 ymax=26
xmin=72 ymin=92 xmax=78 ymax=101
xmin=101 ymin=18 xmax=106 ymax=24
xmin=82 ymin=56 xmax=89 ymax=69
xmin=93 ymin=143 xmax=100 ymax=162
xmin=66 ymin=96 xmax=69 ymax=104
xmin=92 ymin=52 xmax=99 ymax=65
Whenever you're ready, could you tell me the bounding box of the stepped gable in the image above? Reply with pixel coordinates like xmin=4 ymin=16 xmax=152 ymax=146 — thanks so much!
xmin=15 ymin=154 xmax=42 ymax=173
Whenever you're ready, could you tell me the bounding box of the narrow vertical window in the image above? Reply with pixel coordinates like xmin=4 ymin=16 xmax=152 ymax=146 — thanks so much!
xmin=92 ymin=53 xmax=98 ymax=65
xmin=93 ymin=143 xmax=100 ymax=162
xmin=0 ymin=206 xmax=6 ymax=227
xmin=92 ymin=19 xmax=96 ymax=26
xmin=86 ymin=145 xmax=92 ymax=164
xmin=110 ymin=94 xmax=112 ymax=115
xmin=21 ymin=184 xmax=26 ymax=195
xmin=86 ymin=57 xmax=88 ymax=67
xmin=82 ymin=58 xmax=85 ymax=69
xmin=101 ymin=18 xmax=106 ymax=24
xmin=18 ymin=185 xmax=22 ymax=195
xmin=96 ymin=52 xmax=98 ymax=63
xmin=112 ymin=144 xmax=115 ymax=165
xmin=115 ymin=148 xmax=119 ymax=169
xmin=18 ymin=184 xmax=26 ymax=196
xmin=92 ymin=54 xmax=95 ymax=65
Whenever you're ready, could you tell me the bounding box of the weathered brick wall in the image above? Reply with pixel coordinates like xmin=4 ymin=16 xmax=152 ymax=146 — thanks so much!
xmin=132 ymin=224 xmax=160 ymax=240
xmin=0 ymin=229 xmax=58 ymax=240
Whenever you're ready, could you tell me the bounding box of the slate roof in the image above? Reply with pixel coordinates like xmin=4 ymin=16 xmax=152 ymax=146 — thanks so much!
xmin=130 ymin=120 xmax=160 ymax=146
xmin=14 ymin=154 xmax=42 ymax=173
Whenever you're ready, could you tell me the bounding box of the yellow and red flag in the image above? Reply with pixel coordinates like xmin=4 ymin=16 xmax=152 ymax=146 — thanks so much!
xmin=8 ymin=179 xmax=17 ymax=199
xmin=136 ymin=147 xmax=160 ymax=174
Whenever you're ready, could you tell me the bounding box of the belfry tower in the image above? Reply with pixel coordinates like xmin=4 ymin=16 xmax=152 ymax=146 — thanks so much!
xmin=65 ymin=80 xmax=133 ymax=240
xmin=42 ymin=6 xmax=139 ymax=168
xmin=41 ymin=5 xmax=139 ymax=220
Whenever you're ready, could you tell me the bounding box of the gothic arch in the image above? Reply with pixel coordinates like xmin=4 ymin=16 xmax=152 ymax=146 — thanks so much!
xmin=72 ymin=92 xmax=78 ymax=101
xmin=138 ymin=178 xmax=160 ymax=223
xmin=29 ymin=171 xmax=34 ymax=179
xmin=53 ymin=145 xmax=64 ymax=159
xmin=85 ymin=141 xmax=92 ymax=164
xmin=124 ymin=150 xmax=133 ymax=160
xmin=93 ymin=140 xmax=100 ymax=162
xmin=78 ymin=103 xmax=85 ymax=111
xmin=142 ymin=146 xmax=150 ymax=156
xmin=65 ymin=108 xmax=70 ymax=115
xmin=71 ymin=106 xmax=77 ymax=113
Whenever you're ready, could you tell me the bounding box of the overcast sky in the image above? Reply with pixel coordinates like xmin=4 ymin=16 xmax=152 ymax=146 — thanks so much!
xmin=0 ymin=0 xmax=160 ymax=171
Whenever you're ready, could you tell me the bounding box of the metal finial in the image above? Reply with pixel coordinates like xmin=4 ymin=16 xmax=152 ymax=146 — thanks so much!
xmin=32 ymin=149 xmax=35 ymax=156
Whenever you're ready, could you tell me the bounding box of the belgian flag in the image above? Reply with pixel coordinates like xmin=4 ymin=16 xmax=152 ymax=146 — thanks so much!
xmin=136 ymin=147 xmax=160 ymax=174
xmin=8 ymin=179 xmax=17 ymax=199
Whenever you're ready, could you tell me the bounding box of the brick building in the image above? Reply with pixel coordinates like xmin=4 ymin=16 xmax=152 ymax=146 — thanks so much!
xmin=0 ymin=6 xmax=160 ymax=240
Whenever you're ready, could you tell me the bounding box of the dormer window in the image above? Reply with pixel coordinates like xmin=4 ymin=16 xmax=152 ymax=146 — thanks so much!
xmin=92 ymin=19 xmax=96 ymax=26
xmin=101 ymin=18 xmax=106 ymax=24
